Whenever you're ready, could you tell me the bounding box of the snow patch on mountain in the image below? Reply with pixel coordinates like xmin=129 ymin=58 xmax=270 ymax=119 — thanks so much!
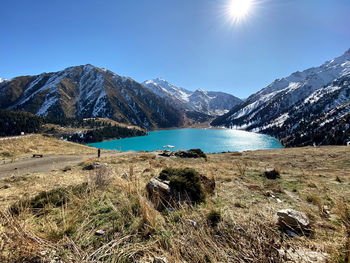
xmin=142 ymin=78 xmax=242 ymax=116
xmin=143 ymin=78 xmax=192 ymax=103
xmin=212 ymin=48 xmax=350 ymax=146
xmin=36 ymin=92 xmax=58 ymax=116
xmin=92 ymin=89 xmax=107 ymax=117
xmin=14 ymin=71 xmax=71 ymax=109
xmin=219 ymin=48 xmax=350 ymax=129
xmin=77 ymin=65 xmax=106 ymax=116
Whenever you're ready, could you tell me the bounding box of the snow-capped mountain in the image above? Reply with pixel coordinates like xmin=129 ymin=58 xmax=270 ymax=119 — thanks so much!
xmin=0 ymin=65 xmax=184 ymax=129
xmin=0 ymin=78 xmax=8 ymax=83
xmin=142 ymin=78 xmax=242 ymax=116
xmin=212 ymin=49 xmax=350 ymax=146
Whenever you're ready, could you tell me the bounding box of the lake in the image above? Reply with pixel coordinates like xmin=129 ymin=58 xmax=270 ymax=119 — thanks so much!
xmin=88 ymin=128 xmax=283 ymax=153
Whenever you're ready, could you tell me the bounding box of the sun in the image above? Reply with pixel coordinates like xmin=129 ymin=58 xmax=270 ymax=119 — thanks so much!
xmin=228 ymin=0 xmax=253 ymax=22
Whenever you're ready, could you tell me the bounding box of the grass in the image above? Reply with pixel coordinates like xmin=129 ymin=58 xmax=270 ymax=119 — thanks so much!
xmin=0 ymin=134 xmax=96 ymax=160
xmin=0 ymin=143 xmax=349 ymax=262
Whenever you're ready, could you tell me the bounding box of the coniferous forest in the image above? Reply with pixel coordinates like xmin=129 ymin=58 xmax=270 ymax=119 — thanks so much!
xmin=0 ymin=110 xmax=146 ymax=142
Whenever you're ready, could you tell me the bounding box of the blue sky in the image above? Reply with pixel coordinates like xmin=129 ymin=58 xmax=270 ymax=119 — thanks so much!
xmin=1 ymin=0 xmax=349 ymax=98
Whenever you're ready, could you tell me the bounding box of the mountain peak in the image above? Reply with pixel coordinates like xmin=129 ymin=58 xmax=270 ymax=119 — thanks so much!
xmin=143 ymin=78 xmax=241 ymax=116
xmin=195 ymin=89 xmax=207 ymax=94
xmin=154 ymin=77 xmax=167 ymax=82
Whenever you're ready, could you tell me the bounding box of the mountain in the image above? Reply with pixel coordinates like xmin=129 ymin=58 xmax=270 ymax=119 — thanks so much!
xmin=212 ymin=49 xmax=350 ymax=146
xmin=142 ymin=78 xmax=242 ymax=115
xmin=0 ymin=65 xmax=184 ymax=129
xmin=0 ymin=78 xmax=7 ymax=83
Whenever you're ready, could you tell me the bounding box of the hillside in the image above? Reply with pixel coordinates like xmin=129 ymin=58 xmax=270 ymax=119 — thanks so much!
xmin=211 ymin=49 xmax=350 ymax=146
xmin=0 ymin=137 xmax=349 ymax=262
xmin=0 ymin=65 xmax=184 ymax=129
xmin=0 ymin=110 xmax=147 ymax=143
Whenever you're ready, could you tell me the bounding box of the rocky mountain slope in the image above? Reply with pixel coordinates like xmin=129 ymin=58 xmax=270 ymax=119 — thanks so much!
xmin=0 ymin=65 xmax=184 ymax=129
xmin=143 ymin=78 xmax=242 ymax=115
xmin=212 ymin=49 xmax=350 ymax=146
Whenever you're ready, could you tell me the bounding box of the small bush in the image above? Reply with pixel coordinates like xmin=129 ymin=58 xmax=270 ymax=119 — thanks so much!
xmin=189 ymin=149 xmax=207 ymax=158
xmin=235 ymin=161 xmax=246 ymax=177
xmin=1 ymin=151 xmax=14 ymax=157
xmin=10 ymin=183 xmax=88 ymax=215
xmin=90 ymin=167 xmax=111 ymax=188
xmin=175 ymin=149 xmax=207 ymax=159
xmin=207 ymin=209 xmax=222 ymax=227
xmin=159 ymin=167 xmax=206 ymax=204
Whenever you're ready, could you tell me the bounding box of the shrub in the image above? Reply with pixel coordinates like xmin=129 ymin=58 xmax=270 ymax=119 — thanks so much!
xmin=90 ymin=166 xmax=111 ymax=188
xmin=207 ymin=209 xmax=222 ymax=227
xmin=175 ymin=149 xmax=207 ymax=159
xmin=189 ymin=149 xmax=207 ymax=158
xmin=159 ymin=167 xmax=206 ymax=204
xmin=10 ymin=183 xmax=88 ymax=215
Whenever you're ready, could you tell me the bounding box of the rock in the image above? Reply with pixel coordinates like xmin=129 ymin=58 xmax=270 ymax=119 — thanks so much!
xmin=277 ymin=209 xmax=310 ymax=234
xmin=146 ymin=178 xmax=171 ymax=210
xmin=62 ymin=165 xmax=72 ymax=172
xmin=83 ymin=162 xmax=108 ymax=170
xmin=285 ymin=229 xmax=297 ymax=237
xmin=3 ymin=184 xmax=11 ymax=189
xmin=95 ymin=230 xmax=105 ymax=236
xmin=153 ymin=257 xmax=168 ymax=263
xmin=262 ymin=168 xmax=280 ymax=179
xmin=278 ymin=248 xmax=329 ymax=263
xmin=146 ymin=168 xmax=215 ymax=210
xmin=159 ymin=151 xmax=174 ymax=157
xmin=187 ymin=219 xmax=197 ymax=227
xmin=175 ymin=149 xmax=207 ymax=159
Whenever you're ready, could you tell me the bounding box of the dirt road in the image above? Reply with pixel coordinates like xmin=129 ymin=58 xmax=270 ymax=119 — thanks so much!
xmin=0 ymin=151 xmax=141 ymax=179
xmin=0 ymin=154 xmax=95 ymax=179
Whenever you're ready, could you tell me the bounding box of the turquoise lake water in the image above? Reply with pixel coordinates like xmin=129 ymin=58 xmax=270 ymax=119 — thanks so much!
xmin=88 ymin=128 xmax=283 ymax=153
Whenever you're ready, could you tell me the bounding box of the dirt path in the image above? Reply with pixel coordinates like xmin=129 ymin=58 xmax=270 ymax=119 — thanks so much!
xmin=0 ymin=135 xmax=31 ymax=141
xmin=0 ymin=155 xmax=94 ymax=179
xmin=0 ymin=151 xmax=142 ymax=179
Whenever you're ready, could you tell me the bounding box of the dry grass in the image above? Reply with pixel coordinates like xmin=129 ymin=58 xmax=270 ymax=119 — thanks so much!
xmin=0 ymin=145 xmax=349 ymax=262
xmin=0 ymin=134 xmax=96 ymax=160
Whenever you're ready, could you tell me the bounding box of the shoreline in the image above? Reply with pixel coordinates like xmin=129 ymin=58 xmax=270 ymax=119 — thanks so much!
xmin=86 ymin=128 xmax=284 ymax=154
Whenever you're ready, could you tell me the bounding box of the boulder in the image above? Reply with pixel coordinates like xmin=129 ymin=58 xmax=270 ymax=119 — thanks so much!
xmin=175 ymin=149 xmax=207 ymax=159
xmin=279 ymin=249 xmax=329 ymax=263
xmin=146 ymin=168 xmax=215 ymax=210
xmin=277 ymin=209 xmax=310 ymax=234
xmin=159 ymin=151 xmax=174 ymax=157
xmin=145 ymin=178 xmax=171 ymax=210
xmin=262 ymin=168 xmax=280 ymax=179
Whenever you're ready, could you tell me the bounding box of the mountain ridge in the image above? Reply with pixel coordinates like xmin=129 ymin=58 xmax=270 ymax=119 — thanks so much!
xmin=142 ymin=78 xmax=242 ymax=116
xmin=0 ymin=65 xmax=185 ymax=129
xmin=211 ymin=48 xmax=350 ymax=146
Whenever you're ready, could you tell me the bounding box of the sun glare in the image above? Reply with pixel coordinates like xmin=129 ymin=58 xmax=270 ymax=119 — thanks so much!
xmin=227 ymin=0 xmax=253 ymax=23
